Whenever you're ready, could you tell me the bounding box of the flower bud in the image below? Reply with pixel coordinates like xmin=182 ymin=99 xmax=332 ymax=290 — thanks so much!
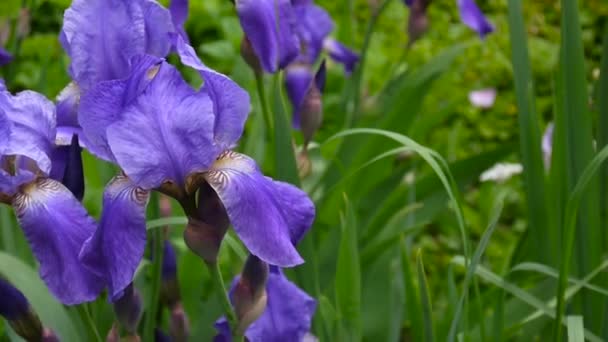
xmin=240 ymin=37 xmax=262 ymax=74
xmin=184 ymin=183 xmax=229 ymax=264
xmin=169 ymin=303 xmax=190 ymax=342
xmin=113 ymin=283 xmax=143 ymax=334
xmin=297 ymin=150 xmax=312 ymax=179
xmin=0 ymin=278 xmax=44 ymax=341
xmin=160 ymin=240 xmax=181 ymax=308
xmin=42 ymin=328 xmax=59 ymax=342
xmin=407 ymin=0 xmax=431 ymax=47
xmin=61 ymin=134 xmax=85 ymax=201
xmin=232 ymin=255 xmax=269 ymax=334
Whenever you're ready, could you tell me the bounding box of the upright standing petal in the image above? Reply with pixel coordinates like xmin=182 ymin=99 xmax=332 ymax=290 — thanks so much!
xmin=204 ymin=151 xmax=315 ymax=267
xmin=457 ymin=0 xmax=494 ymax=38
xmin=170 ymin=0 xmax=189 ymax=41
xmin=292 ymin=2 xmax=334 ymax=63
xmin=78 ymin=54 xmax=164 ymax=162
xmin=105 ymin=62 xmax=219 ymax=189
xmin=79 ymin=176 xmax=149 ymax=300
xmin=172 ymin=34 xmax=251 ymax=150
xmin=236 ymin=0 xmax=299 ymax=72
xmin=12 ymin=178 xmax=103 ymax=304
xmin=323 ymin=38 xmax=359 ymax=74
xmin=61 ymin=0 xmax=175 ymax=90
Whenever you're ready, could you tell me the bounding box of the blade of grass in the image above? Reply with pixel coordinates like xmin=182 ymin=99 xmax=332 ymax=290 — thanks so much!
xmin=401 ymin=238 xmax=424 ymax=342
xmin=555 ymin=145 xmax=608 ymax=340
xmin=567 ymin=316 xmax=585 ymax=342
xmin=448 ymin=196 xmax=504 ymax=341
xmin=506 ymin=0 xmax=551 ymax=263
xmin=596 ymin=23 xmax=608 ymax=251
xmin=451 ymin=257 xmax=604 ymax=342
xmin=555 ymin=0 xmax=603 ymax=338
xmin=416 ymin=250 xmax=434 ymax=342
xmin=512 ymin=262 xmax=608 ymax=297
xmin=335 ymin=196 xmax=362 ymax=341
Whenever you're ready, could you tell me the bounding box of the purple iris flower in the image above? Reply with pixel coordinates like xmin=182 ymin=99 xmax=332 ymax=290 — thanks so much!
xmin=0 ymin=47 xmax=12 ymax=66
xmin=542 ymin=122 xmax=554 ymax=170
xmin=403 ymin=0 xmax=494 ymax=38
xmin=214 ymin=267 xmax=317 ymax=342
xmin=79 ymin=48 xmax=315 ymax=268
xmin=291 ymin=0 xmax=359 ymax=73
xmin=0 ymin=88 xmax=104 ymax=304
xmin=235 ymin=0 xmax=300 ymax=73
xmin=55 ymin=0 xmax=202 ymax=301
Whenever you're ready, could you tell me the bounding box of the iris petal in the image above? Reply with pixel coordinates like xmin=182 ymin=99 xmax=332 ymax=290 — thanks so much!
xmin=204 ymin=151 xmax=315 ymax=267
xmin=293 ymin=2 xmax=334 ymax=64
xmin=0 ymin=48 xmax=12 ymax=67
xmin=0 ymin=90 xmax=56 ymax=175
xmin=323 ymin=38 xmax=359 ymax=74
xmin=214 ymin=268 xmax=316 ymax=341
xmin=457 ymin=0 xmax=494 ymax=38
xmin=172 ymin=34 xmax=251 ymax=150
xmin=61 ymin=0 xmax=174 ymax=90
xmin=12 ymin=178 xmax=103 ymax=304
xmin=79 ymin=55 xmax=163 ymax=162
xmin=236 ymin=0 xmax=299 ymax=73
xmin=80 ymin=175 xmax=149 ymax=300
xmin=106 ymin=62 xmax=218 ymax=189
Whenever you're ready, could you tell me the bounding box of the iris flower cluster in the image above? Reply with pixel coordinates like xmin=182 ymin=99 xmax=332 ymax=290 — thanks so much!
xmin=236 ymin=0 xmax=359 ymax=148
xmin=1 ymin=0 xmax=317 ymax=340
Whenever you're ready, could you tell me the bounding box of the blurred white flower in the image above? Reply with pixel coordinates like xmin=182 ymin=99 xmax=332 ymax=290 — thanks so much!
xmin=480 ymin=162 xmax=523 ymax=183
xmin=468 ymin=88 xmax=497 ymax=109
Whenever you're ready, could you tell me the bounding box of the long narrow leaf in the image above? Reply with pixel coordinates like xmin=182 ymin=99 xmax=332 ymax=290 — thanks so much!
xmin=416 ymin=250 xmax=434 ymax=342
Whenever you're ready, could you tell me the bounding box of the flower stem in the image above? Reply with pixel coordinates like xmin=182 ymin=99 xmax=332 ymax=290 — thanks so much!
xmin=143 ymin=194 xmax=163 ymax=342
xmin=209 ymin=261 xmax=243 ymax=342
xmin=76 ymin=304 xmax=102 ymax=342
xmin=254 ymin=72 xmax=274 ymax=138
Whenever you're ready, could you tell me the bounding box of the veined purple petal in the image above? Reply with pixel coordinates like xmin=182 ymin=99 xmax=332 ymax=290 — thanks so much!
xmin=79 ymin=176 xmax=149 ymax=300
xmin=61 ymin=0 xmax=175 ymax=90
xmin=0 ymin=108 xmax=11 ymax=155
xmin=322 ymin=38 xmax=359 ymax=74
xmin=170 ymin=0 xmax=189 ymax=42
xmin=0 ymin=89 xmax=56 ymax=175
xmin=78 ymin=55 xmax=163 ymax=162
xmin=215 ymin=268 xmax=316 ymax=341
xmin=0 ymin=48 xmax=12 ymax=67
xmin=204 ymin=151 xmax=315 ymax=267
xmin=12 ymin=178 xmax=103 ymax=304
xmin=285 ymin=64 xmax=313 ymax=129
xmin=56 ymin=82 xmax=80 ymax=128
xmin=173 ymin=34 xmax=251 ymax=150
xmin=236 ymin=0 xmax=299 ymax=73
xmin=457 ymin=0 xmax=494 ymax=38
xmin=292 ymin=2 xmax=333 ymax=64
xmin=106 ymin=62 xmax=218 ymax=189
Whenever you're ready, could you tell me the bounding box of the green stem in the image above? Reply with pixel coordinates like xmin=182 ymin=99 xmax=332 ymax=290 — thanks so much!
xmin=143 ymin=194 xmax=163 ymax=342
xmin=76 ymin=304 xmax=102 ymax=342
xmin=254 ymin=72 xmax=274 ymax=137
xmin=209 ymin=261 xmax=243 ymax=342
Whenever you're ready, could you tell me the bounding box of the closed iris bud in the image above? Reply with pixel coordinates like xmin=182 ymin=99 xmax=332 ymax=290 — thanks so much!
xmin=184 ymin=182 xmax=229 ymax=264
xmin=240 ymin=37 xmax=262 ymax=75
xmin=161 ymin=240 xmax=181 ymax=308
xmin=232 ymin=255 xmax=269 ymax=334
xmin=61 ymin=134 xmax=85 ymax=201
xmin=407 ymin=0 xmax=431 ymax=47
xmin=113 ymin=283 xmax=143 ymax=334
xmin=0 ymin=278 xmax=44 ymax=341
xmin=169 ymin=303 xmax=190 ymax=342
xmin=286 ymin=61 xmax=326 ymax=149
